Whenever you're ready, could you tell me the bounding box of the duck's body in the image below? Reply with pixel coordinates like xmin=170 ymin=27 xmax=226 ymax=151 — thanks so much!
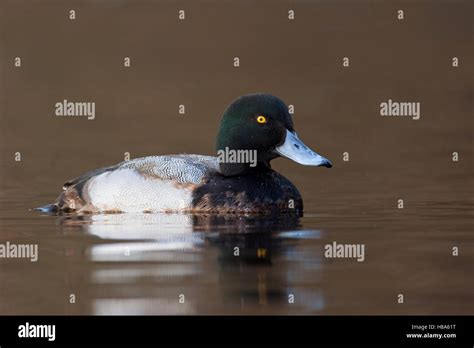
xmin=41 ymin=94 xmax=331 ymax=215
xmin=52 ymin=154 xmax=302 ymax=214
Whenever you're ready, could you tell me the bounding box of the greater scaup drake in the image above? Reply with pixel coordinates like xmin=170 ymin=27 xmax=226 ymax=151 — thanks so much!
xmin=39 ymin=94 xmax=332 ymax=214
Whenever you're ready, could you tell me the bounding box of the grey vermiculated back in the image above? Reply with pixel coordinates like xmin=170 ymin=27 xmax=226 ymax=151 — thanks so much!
xmin=119 ymin=155 xmax=220 ymax=184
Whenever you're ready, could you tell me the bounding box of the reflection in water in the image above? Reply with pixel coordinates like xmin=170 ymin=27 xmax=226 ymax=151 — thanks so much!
xmin=56 ymin=213 xmax=325 ymax=314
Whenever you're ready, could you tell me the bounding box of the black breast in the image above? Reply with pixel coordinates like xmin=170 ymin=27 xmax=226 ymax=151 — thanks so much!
xmin=191 ymin=171 xmax=303 ymax=215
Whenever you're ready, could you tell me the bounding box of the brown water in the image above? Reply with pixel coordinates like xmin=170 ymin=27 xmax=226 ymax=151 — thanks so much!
xmin=0 ymin=0 xmax=473 ymax=315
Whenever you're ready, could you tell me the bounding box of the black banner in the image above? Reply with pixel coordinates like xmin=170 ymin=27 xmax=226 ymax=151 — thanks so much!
xmin=0 ymin=315 xmax=472 ymax=346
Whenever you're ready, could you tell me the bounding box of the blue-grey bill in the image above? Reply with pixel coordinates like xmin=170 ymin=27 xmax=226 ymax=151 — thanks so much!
xmin=276 ymin=130 xmax=332 ymax=168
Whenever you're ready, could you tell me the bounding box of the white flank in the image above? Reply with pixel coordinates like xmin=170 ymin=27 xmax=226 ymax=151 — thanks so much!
xmin=87 ymin=169 xmax=194 ymax=212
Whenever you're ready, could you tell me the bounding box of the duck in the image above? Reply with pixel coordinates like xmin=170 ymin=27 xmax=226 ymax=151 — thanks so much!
xmin=39 ymin=93 xmax=332 ymax=215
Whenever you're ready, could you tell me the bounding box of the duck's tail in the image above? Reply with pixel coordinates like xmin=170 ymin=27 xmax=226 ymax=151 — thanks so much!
xmin=33 ymin=203 xmax=59 ymax=213
xmin=34 ymin=186 xmax=86 ymax=214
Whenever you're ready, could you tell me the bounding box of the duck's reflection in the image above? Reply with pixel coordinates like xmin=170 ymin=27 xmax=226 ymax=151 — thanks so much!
xmin=57 ymin=213 xmax=325 ymax=314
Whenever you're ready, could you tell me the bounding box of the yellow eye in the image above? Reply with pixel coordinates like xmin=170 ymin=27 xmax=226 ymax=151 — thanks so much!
xmin=256 ymin=115 xmax=267 ymax=124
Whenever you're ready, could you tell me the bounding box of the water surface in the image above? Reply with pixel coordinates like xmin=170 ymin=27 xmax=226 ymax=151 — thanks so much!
xmin=0 ymin=182 xmax=472 ymax=315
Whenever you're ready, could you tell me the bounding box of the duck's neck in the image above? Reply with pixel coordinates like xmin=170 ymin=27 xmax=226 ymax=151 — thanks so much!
xmin=219 ymin=161 xmax=272 ymax=177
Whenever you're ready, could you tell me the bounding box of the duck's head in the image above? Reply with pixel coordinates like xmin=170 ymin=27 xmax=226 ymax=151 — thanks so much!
xmin=216 ymin=93 xmax=332 ymax=176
